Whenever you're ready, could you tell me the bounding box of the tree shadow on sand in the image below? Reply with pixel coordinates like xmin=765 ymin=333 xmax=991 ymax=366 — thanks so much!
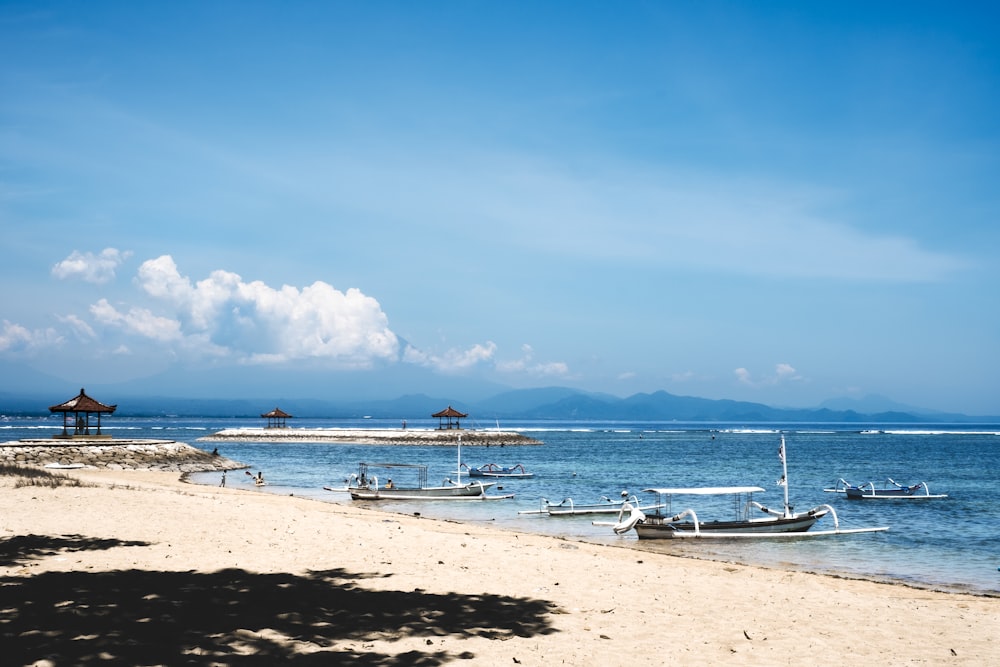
xmin=1 ymin=536 xmax=558 ymax=665
xmin=0 ymin=533 xmax=151 ymax=567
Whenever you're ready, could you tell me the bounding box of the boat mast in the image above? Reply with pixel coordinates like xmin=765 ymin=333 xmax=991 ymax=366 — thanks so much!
xmin=780 ymin=435 xmax=791 ymax=517
xmin=456 ymin=435 xmax=463 ymax=483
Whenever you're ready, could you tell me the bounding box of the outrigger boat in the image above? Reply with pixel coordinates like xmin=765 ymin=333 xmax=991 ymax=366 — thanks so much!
xmin=325 ymin=437 xmax=514 ymax=501
xmin=462 ymin=462 xmax=534 ymax=478
xmin=518 ymin=492 xmax=666 ymax=516
xmin=824 ymin=478 xmax=948 ymax=500
xmin=600 ymin=436 xmax=889 ymax=539
xmin=327 ymin=462 xmax=513 ymax=500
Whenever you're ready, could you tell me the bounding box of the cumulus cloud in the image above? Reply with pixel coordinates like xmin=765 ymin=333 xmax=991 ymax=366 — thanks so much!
xmin=496 ymin=344 xmax=570 ymax=377
xmin=38 ymin=253 xmax=567 ymax=379
xmin=734 ymin=363 xmax=803 ymax=387
xmin=403 ymin=341 xmax=497 ymax=372
xmin=0 ymin=320 xmax=63 ymax=352
xmin=90 ymin=298 xmax=184 ymax=342
xmin=129 ymin=255 xmax=401 ymax=367
xmin=56 ymin=314 xmax=96 ymax=341
xmin=52 ymin=248 xmax=132 ymax=284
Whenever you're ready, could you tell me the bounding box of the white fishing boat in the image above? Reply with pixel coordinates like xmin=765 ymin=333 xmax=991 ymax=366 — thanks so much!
xmin=824 ymin=478 xmax=948 ymax=500
xmin=518 ymin=492 xmax=666 ymax=516
xmin=327 ymin=437 xmax=514 ymax=501
xmin=462 ymin=462 xmax=535 ymax=478
xmin=601 ymin=436 xmax=889 ymax=539
xmin=328 ymin=462 xmax=506 ymax=500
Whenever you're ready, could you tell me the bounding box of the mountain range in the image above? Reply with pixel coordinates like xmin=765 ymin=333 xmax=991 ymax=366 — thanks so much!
xmin=1 ymin=376 xmax=995 ymax=423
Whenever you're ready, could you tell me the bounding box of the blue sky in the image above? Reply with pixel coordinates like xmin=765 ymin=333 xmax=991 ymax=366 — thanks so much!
xmin=2 ymin=2 xmax=998 ymax=414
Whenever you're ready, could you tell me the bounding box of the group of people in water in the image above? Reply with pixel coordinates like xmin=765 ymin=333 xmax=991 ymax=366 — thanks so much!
xmin=221 ymin=470 xmax=265 ymax=487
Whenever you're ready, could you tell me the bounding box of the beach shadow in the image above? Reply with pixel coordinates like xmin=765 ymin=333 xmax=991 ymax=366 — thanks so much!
xmin=0 ymin=533 xmax=151 ymax=567
xmin=2 ymin=564 xmax=557 ymax=665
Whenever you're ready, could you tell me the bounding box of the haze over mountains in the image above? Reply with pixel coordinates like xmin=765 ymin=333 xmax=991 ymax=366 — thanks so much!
xmin=1 ymin=361 xmax=994 ymax=422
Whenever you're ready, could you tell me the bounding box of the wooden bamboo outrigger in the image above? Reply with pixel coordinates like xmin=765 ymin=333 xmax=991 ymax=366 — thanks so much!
xmin=597 ymin=436 xmax=889 ymax=539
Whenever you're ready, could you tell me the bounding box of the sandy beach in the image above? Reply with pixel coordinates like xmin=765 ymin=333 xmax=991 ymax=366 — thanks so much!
xmin=2 ymin=468 xmax=996 ymax=666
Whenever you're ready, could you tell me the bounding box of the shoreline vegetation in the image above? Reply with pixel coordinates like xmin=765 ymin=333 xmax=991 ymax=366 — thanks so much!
xmin=198 ymin=427 xmax=543 ymax=446
xmin=1 ymin=467 xmax=996 ymax=664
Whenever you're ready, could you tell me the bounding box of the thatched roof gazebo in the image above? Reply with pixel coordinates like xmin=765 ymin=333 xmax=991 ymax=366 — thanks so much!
xmin=49 ymin=388 xmax=117 ymax=439
xmin=261 ymin=407 xmax=292 ymax=429
xmin=431 ymin=405 xmax=467 ymax=430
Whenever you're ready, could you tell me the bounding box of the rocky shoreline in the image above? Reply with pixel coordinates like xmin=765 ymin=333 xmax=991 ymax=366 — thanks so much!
xmin=0 ymin=438 xmax=245 ymax=472
xmin=198 ymin=427 xmax=543 ymax=446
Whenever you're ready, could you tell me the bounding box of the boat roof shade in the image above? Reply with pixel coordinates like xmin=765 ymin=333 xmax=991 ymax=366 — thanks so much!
xmin=642 ymin=486 xmax=767 ymax=495
xmin=360 ymin=462 xmax=428 ymax=469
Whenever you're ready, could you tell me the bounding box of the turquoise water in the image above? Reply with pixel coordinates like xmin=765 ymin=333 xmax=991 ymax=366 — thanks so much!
xmin=4 ymin=416 xmax=998 ymax=596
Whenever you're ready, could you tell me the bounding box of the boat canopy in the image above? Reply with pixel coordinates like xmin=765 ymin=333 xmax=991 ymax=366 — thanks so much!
xmin=642 ymin=486 xmax=766 ymax=495
xmin=361 ymin=462 xmax=427 ymax=470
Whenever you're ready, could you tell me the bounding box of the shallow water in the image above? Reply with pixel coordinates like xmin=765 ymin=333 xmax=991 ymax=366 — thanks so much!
xmin=4 ymin=416 xmax=998 ymax=595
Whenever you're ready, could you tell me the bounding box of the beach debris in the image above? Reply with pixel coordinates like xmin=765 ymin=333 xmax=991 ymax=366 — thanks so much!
xmin=744 ymin=630 xmax=752 ymax=640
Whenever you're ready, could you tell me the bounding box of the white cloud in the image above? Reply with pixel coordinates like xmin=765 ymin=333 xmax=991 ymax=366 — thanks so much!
xmin=496 ymin=344 xmax=570 ymax=377
xmin=41 ymin=253 xmax=569 ymax=378
xmin=131 ymin=255 xmax=401 ymax=367
xmin=52 ymin=248 xmax=132 ymax=284
xmin=90 ymin=298 xmax=184 ymax=342
xmin=734 ymin=363 xmax=804 ymax=388
xmin=0 ymin=320 xmax=63 ymax=352
xmin=56 ymin=314 xmax=96 ymax=341
xmin=404 ymin=341 xmax=498 ymax=372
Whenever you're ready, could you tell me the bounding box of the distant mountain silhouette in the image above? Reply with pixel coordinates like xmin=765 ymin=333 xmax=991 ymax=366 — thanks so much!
xmin=1 ymin=380 xmax=995 ymax=422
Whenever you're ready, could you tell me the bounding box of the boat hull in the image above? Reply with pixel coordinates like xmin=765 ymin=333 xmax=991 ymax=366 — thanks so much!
xmin=467 ymin=470 xmax=534 ymax=478
xmin=634 ymin=513 xmax=824 ymax=539
xmin=825 ymin=479 xmax=947 ymax=500
xmin=844 ymin=488 xmax=946 ymax=500
xmin=348 ymin=481 xmax=495 ymax=500
xmin=466 ymin=463 xmax=534 ymax=478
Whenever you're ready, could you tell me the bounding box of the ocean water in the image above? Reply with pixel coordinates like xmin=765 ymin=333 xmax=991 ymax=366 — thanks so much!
xmin=3 ymin=416 xmax=998 ymax=596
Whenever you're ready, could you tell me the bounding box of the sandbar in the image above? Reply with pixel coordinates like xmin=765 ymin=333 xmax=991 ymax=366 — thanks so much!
xmin=199 ymin=427 xmax=542 ymax=446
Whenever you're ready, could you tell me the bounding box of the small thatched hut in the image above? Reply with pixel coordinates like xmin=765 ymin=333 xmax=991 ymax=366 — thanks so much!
xmin=261 ymin=407 xmax=293 ymax=429
xmin=49 ymin=388 xmax=117 ymax=439
xmin=431 ymin=405 xmax=467 ymax=430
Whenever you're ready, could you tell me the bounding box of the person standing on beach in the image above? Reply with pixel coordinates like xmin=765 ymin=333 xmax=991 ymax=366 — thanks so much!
xmin=220 ymin=470 xmax=227 ymax=487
